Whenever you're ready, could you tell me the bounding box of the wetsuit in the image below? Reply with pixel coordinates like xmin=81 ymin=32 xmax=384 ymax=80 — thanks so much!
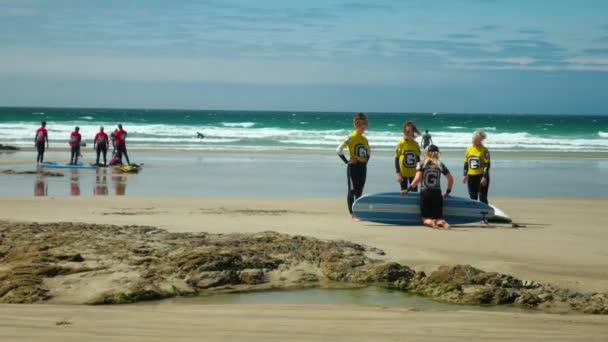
xmin=69 ymin=131 xmax=82 ymax=164
xmin=421 ymin=133 xmax=432 ymax=149
xmin=337 ymin=130 xmax=370 ymax=214
xmin=418 ymin=161 xmax=451 ymax=219
xmin=35 ymin=127 xmax=48 ymax=163
xmin=395 ymin=138 xmax=421 ymax=192
xmin=115 ymin=129 xmax=130 ymax=165
xmin=94 ymin=132 xmax=109 ymax=165
xmin=464 ymin=145 xmax=491 ymax=204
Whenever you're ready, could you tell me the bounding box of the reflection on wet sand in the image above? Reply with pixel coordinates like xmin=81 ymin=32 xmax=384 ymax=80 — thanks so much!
xmin=94 ymin=168 xmax=109 ymax=196
xmin=70 ymin=169 xmax=80 ymax=196
xmin=112 ymin=169 xmax=127 ymax=196
xmin=28 ymin=167 xmax=131 ymax=197
xmin=34 ymin=172 xmax=47 ymax=197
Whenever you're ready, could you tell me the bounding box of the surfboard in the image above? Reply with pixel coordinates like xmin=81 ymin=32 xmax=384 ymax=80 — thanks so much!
xmin=352 ymin=192 xmax=494 ymax=226
xmin=488 ymin=204 xmax=512 ymax=223
xmin=40 ymin=162 xmax=97 ymax=169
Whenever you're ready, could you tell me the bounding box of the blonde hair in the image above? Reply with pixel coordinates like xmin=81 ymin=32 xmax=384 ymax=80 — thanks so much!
xmin=473 ymin=130 xmax=487 ymax=141
xmin=353 ymin=113 xmax=368 ymax=128
xmin=422 ymin=149 xmax=443 ymax=172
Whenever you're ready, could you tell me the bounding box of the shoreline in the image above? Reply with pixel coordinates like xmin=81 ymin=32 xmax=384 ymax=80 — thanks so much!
xmin=4 ymin=146 xmax=608 ymax=159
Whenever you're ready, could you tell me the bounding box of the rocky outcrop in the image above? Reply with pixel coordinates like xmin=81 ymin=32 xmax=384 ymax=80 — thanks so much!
xmin=0 ymin=144 xmax=19 ymax=151
xmin=0 ymin=221 xmax=605 ymax=314
xmin=1 ymin=169 xmax=64 ymax=177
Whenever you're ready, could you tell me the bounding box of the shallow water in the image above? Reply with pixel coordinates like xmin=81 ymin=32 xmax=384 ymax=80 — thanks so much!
xmin=142 ymin=287 xmax=533 ymax=313
xmin=1 ymin=150 xmax=608 ymax=197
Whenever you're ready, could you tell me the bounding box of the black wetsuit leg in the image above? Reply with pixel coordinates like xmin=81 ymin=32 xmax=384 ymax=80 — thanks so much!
xmin=117 ymin=144 xmax=130 ymax=165
xmin=101 ymin=146 xmax=107 ymax=165
xmin=467 ymin=174 xmax=490 ymax=204
xmin=467 ymin=174 xmax=481 ymax=201
xmin=36 ymin=142 xmax=45 ymax=163
xmin=420 ymin=189 xmax=443 ymax=219
xmin=400 ymin=177 xmax=417 ymax=192
xmin=96 ymin=147 xmax=101 ymax=165
xmin=347 ymin=162 xmax=367 ymax=214
xmin=479 ymin=175 xmax=490 ymax=204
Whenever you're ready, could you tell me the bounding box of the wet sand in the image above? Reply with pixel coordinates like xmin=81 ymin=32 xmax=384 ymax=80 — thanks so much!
xmin=2 ymin=304 xmax=607 ymax=342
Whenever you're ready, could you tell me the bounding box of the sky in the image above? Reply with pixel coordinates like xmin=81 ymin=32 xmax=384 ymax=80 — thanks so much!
xmin=0 ymin=0 xmax=607 ymax=114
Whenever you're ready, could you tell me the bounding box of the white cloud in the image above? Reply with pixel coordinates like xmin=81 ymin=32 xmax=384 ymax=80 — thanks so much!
xmin=0 ymin=47 xmax=444 ymax=86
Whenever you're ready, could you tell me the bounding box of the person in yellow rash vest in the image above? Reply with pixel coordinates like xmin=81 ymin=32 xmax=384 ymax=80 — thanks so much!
xmin=463 ymin=130 xmax=491 ymax=204
xmin=336 ymin=113 xmax=370 ymax=218
xmin=395 ymin=121 xmax=421 ymax=192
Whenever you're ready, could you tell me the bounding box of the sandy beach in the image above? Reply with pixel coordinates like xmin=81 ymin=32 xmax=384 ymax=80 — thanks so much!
xmin=1 ymin=196 xmax=607 ymax=340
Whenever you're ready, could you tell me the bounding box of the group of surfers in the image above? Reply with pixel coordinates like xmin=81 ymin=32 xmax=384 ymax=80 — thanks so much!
xmin=337 ymin=113 xmax=490 ymax=229
xmin=35 ymin=121 xmax=131 ymax=166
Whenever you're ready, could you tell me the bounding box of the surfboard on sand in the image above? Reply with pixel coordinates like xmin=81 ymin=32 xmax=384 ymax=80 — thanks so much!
xmin=40 ymin=162 xmax=96 ymax=169
xmin=352 ymin=192 xmax=494 ymax=226
xmin=488 ymin=204 xmax=512 ymax=223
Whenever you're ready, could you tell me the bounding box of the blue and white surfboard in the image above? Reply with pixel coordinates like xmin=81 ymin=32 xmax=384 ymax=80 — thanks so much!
xmin=40 ymin=162 xmax=97 ymax=169
xmin=352 ymin=192 xmax=494 ymax=226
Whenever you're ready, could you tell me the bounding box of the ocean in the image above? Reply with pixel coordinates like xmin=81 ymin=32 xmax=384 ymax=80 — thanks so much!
xmin=1 ymin=107 xmax=607 ymax=152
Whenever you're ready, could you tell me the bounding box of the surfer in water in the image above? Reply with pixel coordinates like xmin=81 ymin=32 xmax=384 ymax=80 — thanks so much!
xmin=463 ymin=130 xmax=491 ymax=204
xmin=69 ymin=126 xmax=82 ymax=165
xmin=395 ymin=121 xmax=421 ymax=192
xmin=35 ymin=121 xmax=49 ymax=164
xmin=337 ymin=113 xmax=370 ymax=219
xmin=401 ymin=145 xmax=454 ymax=229
xmin=421 ymin=130 xmax=433 ymax=150
xmin=197 ymin=132 xmax=205 ymax=139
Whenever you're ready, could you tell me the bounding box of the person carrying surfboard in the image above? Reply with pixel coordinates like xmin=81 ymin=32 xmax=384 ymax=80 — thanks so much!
xmin=463 ymin=130 xmax=491 ymax=204
xmin=337 ymin=113 xmax=370 ymax=218
xmin=94 ymin=126 xmax=109 ymax=166
xmin=401 ymin=145 xmax=454 ymax=229
xmin=69 ymin=126 xmax=82 ymax=165
xmin=34 ymin=121 xmax=49 ymax=165
xmin=395 ymin=121 xmax=421 ymax=193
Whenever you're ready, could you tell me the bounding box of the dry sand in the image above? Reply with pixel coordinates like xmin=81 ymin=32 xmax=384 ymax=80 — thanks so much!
xmin=0 ymin=196 xmax=606 ymax=292
xmin=1 ymin=196 xmax=607 ymax=341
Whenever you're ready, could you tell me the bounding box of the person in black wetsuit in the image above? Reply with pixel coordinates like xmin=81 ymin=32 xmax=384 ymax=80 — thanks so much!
xmin=34 ymin=121 xmax=49 ymax=164
xmin=421 ymin=130 xmax=433 ymax=150
xmin=336 ymin=113 xmax=370 ymax=218
xmin=463 ymin=130 xmax=491 ymax=204
xmin=401 ymin=145 xmax=454 ymax=229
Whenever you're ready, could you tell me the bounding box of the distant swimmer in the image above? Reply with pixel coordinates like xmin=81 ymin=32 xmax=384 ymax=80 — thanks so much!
xmin=421 ymin=130 xmax=433 ymax=150
xmin=197 ymin=132 xmax=205 ymax=139
xmin=35 ymin=121 xmax=49 ymax=164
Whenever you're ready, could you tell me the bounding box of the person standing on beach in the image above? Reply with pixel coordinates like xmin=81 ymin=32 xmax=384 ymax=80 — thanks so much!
xmin=94 ymin=126 xmax=109 ymax=166
xmin=69 ymin=126 xmax=82 ymax=165
xmin=421 ymin=130 xmax=433 ymax=150
xmin=395 ymin=121 xmax=421 ymax=192
xmin=115 ymin=124 xmax=130 ymax=165
xmin=337 ymin=113 xmax=370 ymax=218
xmin=463 ymin=130 xmax=491 ymax=204
xmin=401 ymin=145 xmax=454 ymax=229
xmin=34 ymin=121 xmax=49 ymax=164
